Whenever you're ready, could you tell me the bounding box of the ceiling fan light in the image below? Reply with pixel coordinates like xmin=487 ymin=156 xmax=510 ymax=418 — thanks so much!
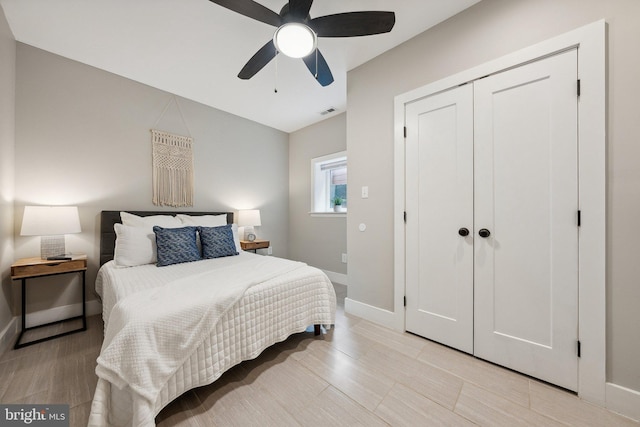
xmin=273 ymin=23 xmax=317 ymax=58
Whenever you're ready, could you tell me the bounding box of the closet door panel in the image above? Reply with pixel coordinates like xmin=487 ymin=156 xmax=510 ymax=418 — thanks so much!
xmin=405 ymin=84 xmax=474 ymax=353
xmin=473 ymin=49 xmax=579 ymax=391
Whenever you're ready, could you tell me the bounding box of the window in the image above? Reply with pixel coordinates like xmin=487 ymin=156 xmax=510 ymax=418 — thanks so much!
xmin=311 ymin=151 xmax=347 ymax=214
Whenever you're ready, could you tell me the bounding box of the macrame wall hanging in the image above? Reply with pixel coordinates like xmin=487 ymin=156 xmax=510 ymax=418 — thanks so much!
xmin=151 ymin=96 xmax=194 ymax=207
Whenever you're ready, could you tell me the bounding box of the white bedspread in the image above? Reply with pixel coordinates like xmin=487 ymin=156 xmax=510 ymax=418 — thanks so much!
xmin=96 ymin=252 xmax=271 ymax=327
xmin=96 ymin=255 xmax=305 ymax=403
xmin=90 ymin=253 xmax=336 ymax=426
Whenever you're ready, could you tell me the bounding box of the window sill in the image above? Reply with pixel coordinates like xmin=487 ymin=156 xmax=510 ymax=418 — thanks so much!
xmin=309 ymin=212 xmax=347 ymax=218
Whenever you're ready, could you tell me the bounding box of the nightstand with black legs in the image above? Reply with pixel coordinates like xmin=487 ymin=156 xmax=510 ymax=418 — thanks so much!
xmin=11 ymin=255 xmax=87 ymax=349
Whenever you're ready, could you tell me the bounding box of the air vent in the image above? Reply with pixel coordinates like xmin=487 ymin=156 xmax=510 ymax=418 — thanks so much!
xmin=320 ymin=107 xmax=337 ymax=116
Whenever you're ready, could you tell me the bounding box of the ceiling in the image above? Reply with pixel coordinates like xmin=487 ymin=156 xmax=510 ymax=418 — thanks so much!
xmin=0 ymin=0 xmax=480 ymax=133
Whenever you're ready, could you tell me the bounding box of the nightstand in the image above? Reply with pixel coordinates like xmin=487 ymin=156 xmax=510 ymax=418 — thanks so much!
xmin=240 ymin=239 xmax=270 ymax=253
xmin=11 ymin=254 xmax=87 ymax=349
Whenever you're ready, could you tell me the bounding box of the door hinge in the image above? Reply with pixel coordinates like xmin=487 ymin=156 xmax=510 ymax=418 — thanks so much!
xmin=404 ymin=211 xmax=407 ymax=223
xmin=577 ymin=340 xmax=581 ymax=358
xmin=404 ymin=296 xmax=407 ymax=307
xmin=577 ymin=210 xmax=581 ymax=227
xmin=577 ymin=79 xmax=581 ymax=97
xmin=404 ymin=126 xmax=407 ymax=138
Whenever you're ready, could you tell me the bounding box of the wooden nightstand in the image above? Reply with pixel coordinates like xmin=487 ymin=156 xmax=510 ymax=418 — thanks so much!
xmin=240 ymin=239 xmax=270 ymax=253
xmin=11 ymin=254 xmax=87 ymax=349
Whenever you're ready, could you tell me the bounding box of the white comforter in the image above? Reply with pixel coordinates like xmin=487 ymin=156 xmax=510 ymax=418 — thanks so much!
xmin=89 ymin=253 xmax=336 ymax=426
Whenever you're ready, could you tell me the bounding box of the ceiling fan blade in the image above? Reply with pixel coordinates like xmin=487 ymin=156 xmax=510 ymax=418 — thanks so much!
xmin=208 ymin=0 xmax=282 ymax=27
xmin=302 ymin=49 xmax=334 ymax=87
xmin=238 ymin=40 xmax=278 ymax=80
xmin=288 ymin=0 xmax=313 ymax=19
xmin=310 ymin=11 xmax=395 ymax=37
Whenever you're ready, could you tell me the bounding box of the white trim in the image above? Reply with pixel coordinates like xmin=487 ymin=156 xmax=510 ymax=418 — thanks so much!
xmin=322 ymin=270 xmax=348 ymax=286
xmin=309 ymin=212 xmax=347 ymax=218
xmin=24 ymin=299 xmax=102 ymax=328
xmin=310 ymin=150 xmax=347 ymax=214
xmin=392 ymin=20 xmax=606 ymax=404
xmin=575 ymin=20 xmax=607 ymax=407
xmin=344 ymin=297 xmax=396 ymax=328
xmin=0 ymin=317 xmax=18 ymax=356
xmin=0 ymin=299 xmax=102 ymax=355
xmin=606 ymin=383 xmax=640 ymax=422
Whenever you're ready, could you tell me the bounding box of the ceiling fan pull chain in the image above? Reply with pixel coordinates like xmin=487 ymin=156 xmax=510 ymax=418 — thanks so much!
xmin=274 ymin=52 xmax=279 ymax=93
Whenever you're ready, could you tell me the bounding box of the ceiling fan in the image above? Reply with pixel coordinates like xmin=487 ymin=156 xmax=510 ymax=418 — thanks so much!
xmin=208 ymin=0 xmax=396 ymax=87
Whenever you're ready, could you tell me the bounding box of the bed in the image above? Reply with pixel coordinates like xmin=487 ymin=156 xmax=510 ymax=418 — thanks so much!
xmin=88 ymin=211 xmax=336 ymax=426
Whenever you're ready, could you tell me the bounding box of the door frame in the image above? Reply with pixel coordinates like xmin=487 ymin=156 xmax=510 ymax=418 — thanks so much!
xmin=393 ymin=20 xmax=606 ymax=404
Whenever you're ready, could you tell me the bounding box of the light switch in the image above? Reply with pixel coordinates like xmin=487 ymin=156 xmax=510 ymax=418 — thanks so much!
xmin=362 ymin=186 xmax=369 ymax=198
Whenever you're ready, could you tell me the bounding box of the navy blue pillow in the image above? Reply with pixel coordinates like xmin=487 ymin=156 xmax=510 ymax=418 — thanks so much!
xmin=153 ymin=226 xmax=201 ymax=267
xmin=198 ymin=225 xmax=239 ymax=259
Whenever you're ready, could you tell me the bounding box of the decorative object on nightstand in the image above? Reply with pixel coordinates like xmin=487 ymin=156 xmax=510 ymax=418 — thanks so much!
xmin=20 ymin=206 xmax=81 ymax=260
xmin=240 ymin=239 xmax=270 ymax=253
xmin=11 ymin=254 xmax=87 ymax=349
xmin=238 ymin=209 xmax=261 ymax=241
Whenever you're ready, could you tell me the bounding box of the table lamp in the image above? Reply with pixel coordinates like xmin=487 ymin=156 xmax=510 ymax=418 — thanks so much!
xmin=238 ymin=209 xmax=261 ymax=241
xmin=20 ymin=206 xmax=81 ymax=259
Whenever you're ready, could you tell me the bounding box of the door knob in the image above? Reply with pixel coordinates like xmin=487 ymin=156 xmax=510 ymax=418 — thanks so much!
xmin=478 ymin=228 xmax=491 ymax=238
xmin=458 ymin=227 xmax=470 ymax=237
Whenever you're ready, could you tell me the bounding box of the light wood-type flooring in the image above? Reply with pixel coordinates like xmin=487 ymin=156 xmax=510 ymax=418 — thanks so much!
xmin=0 ymin=283 xmax=637 ymax=426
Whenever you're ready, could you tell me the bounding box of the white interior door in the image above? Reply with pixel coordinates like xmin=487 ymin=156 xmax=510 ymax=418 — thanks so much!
xmin=405 ymin=84 xmax=474 ymax=354
xmin=473 ymin=49 xmax=579 ymax=391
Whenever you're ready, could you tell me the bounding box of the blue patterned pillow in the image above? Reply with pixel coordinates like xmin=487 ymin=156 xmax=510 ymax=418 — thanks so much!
xmin=198 ymin=225 xmax=239 ymax=259
xmin=153 ymin=226 xmax=201 ymax=267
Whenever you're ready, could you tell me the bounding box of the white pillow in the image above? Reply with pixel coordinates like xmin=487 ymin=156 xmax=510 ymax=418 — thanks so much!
xmin=120 ymin=212 xmax=182 ymax=231
xmin=176 ymin=214 xmax=230 ymax=253
xmin=113 ymin=223 xmax=157 ymax=267
xmin=176 ymin=214 xmax=227 ymax=227
xmin=231 ymin=224 xmax=242 ymax=252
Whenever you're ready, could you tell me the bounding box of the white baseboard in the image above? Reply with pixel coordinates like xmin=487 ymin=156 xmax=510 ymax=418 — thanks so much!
xmin=0 ymin=300 xmax=102 ymax=356
xmin=24 ymin=299 xmax=102 ymax=328
xmin=344 ymin=297 xmax=398 ymax=329
xmin=322 ymin=270 xmax=348 ymax=286
xmin=0 ymin=317 xmax=17 ymax=356
xmin=606 ymin=382 xmax=640 ymax=422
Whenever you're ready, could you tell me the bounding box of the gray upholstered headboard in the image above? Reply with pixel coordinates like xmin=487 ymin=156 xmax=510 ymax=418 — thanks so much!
xmin=99 ymin=210 xmax=234 ymax=266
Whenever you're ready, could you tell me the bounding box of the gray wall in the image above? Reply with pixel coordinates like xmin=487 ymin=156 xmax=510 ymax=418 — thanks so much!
xmin=0 ymin=5 xmax=15 ymax=339
xmin=13 ymin=44 xmax=289 ymax=313
xmin=346 ymin=0 xmax=640 ymax=392
xmin=289 ymin=113 xmax=346 ymax=276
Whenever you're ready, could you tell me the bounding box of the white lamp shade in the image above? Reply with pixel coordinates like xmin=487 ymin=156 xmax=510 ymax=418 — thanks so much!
xmin=237 ymin=209 xmax=262 ymax=227
xmin=273 ymin=23 xmax=317 ymax=58
xmin=21 ymin=206 xmax=81 ymax=236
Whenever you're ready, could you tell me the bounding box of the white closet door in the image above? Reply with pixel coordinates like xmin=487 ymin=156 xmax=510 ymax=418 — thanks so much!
xmin=473 ymin=49 xmax=579 ymax=390
xmin=405 ymin=84 xmax=474 ymax=353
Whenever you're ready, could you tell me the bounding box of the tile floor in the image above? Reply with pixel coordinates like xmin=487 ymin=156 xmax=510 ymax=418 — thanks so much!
xmin=0 ymin=283 xmax=637 ymax=426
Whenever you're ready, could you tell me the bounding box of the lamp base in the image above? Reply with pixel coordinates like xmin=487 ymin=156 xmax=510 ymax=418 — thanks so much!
xmin=41 ymin=235 xmax=66 ymax=260
xmin=243 ymin=226 xmax=257 ymax=241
